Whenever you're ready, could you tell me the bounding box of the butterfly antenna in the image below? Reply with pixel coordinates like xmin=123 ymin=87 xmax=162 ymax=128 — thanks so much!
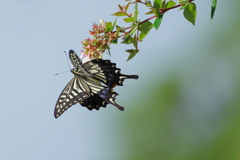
xmin=55 ymin=51 xmax=71 ymax=76
xmin=64 ymin=51 xmax=72 ymax=70
xmin=55 ymin=70 xmax=70 ymax=76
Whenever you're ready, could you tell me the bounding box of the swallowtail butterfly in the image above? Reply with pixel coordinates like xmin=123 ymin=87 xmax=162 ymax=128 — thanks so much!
xmin=54 ymin=50 xmax=139 ymax=118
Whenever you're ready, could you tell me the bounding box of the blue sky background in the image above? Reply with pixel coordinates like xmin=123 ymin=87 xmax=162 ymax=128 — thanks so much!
xmin=0 ymin=1 xmax=239 ymax=160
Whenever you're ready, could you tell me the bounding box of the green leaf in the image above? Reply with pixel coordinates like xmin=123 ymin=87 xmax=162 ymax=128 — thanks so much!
xmin=154 ymin=0 xmax=161 ymax=9
xmin=105 ymin=22 xmax=112 ymax=32
xmin=98 ymin=42 xmax=108 ymax=52
xmin=133 ymin=34 xmax=138 ymax=48
xmin=118 ymin=5 xmax=123 ymax=11
xmin=144 ymin=10 xmax=155 ymax=15
xmin=183 ymin=3 xmax=197 ymax=25
xmin=112 ymin=12 xmax=128 ymax=17
xmin=122 ymin=35 xmax=133 ymax=44
xmin=126 ymin=49 xmax=139 ymax=61
xmin=130 ymin=28 xmax=138 ymax=35
xmin=106 ymin=48 xmax=111 ymax=56
xmin=123 ymin=17 xmax=135 ymax=23
xmin=112 ymin=38 xmax=118 ymax=44
xmin=211 ymin=0 xmax=217 ymax=21
xmin=165 ymin=1 xmax=176 ymax=9
xmin=116 ymin=25 xmax=125 ymax=32
xmin=115 ymin=26 xmax=120 ymax=39
xmin=154 ymin=14 xmax=163 ymax=30
xmin=153 ymin=0 xmax=162 ymax=19
xmin=154 ymin=10 xmax=161 ymax=19
xmin=112 ymin=19 xmax=117 ymax=30
xmin=139 ymin=21 xmax=153 ymax=33
xmin=161 ymin=0 xmax=166 ymax=8
xmin=139 ymin=31 xmax=149 ymax=41
xmin=125 ymin=2 xmax=130 ymax=11
xmin=132 ymin=2 xmax=138 ymax=20
xmin=131 ymin=21 xmax=139 ymax=28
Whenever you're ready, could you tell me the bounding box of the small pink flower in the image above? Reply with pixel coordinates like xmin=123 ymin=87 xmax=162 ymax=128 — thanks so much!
xmin=81 ymin=19 xmax=117 ymax=60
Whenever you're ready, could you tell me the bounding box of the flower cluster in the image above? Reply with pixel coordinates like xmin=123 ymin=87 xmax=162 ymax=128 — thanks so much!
xmin=81 ymin=20 xmax=118 ymax=60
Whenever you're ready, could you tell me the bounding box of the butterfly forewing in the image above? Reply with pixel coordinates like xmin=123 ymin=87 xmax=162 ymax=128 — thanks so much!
xmin=54 ymin=77 xmax=90 ymax=118
xmin=69 ymin=50 xmax=91 ymax=76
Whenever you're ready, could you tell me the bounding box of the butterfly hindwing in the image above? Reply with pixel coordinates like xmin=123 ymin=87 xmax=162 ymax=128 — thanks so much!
xmin=83 ymin=59 xmax=139 ymax=88
xmin=80 ymin=77 xmax=124 ymax=111
xmin=80 ymin=94 xmax=108 ymax=110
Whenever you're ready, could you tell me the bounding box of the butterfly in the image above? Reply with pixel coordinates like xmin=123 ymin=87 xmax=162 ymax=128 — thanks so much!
xmin=54 ymin=50 xmax=139 ymax=118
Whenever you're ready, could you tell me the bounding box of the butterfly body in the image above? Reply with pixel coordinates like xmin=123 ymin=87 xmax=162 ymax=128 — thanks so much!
xmin=54 ymin=50 xmax=138 ymax=118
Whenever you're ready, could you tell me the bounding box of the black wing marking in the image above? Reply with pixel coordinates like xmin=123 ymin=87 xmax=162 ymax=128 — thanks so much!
xmin=54 ymin=78 xmax=90 ymax=118
xmin=80 ymin=91 xmax=124 ymax=111
xmin=83 ymin=59 xmax=139 ymax=87
xmin=80 ymin=94 xmax=108 ymax=110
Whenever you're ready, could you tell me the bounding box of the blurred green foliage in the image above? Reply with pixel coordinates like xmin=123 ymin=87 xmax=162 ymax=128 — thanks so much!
xmin=120 ymin=3 xmax=240 ymax=160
